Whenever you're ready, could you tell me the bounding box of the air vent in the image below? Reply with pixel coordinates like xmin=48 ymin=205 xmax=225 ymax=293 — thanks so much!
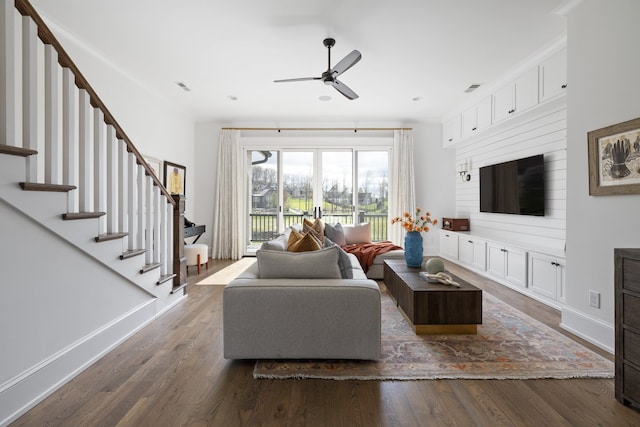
xmin=176 ymin=82 xmax=191 ymax=92
xmin=464 ymin=84 xmax=481 ymax=93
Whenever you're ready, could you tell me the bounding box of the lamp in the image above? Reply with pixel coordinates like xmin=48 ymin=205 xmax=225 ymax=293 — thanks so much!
xmin=458 ymin=163 xmax=470 ymax=182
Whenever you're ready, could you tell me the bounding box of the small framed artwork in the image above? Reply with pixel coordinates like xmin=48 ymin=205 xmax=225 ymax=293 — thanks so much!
xmin=143 ymin=155 xmax=162 ymax=182
xmin=163 ymin=161 xmax=186 ymax=196
xmin=588 ymin=117 xmax=640 ymax=195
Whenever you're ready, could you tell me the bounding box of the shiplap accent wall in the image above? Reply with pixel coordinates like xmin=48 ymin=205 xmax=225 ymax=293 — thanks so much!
xmin=454 ymin=103 xmax=567 ymax=254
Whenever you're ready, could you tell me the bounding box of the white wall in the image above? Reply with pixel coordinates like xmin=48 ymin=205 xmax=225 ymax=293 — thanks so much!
xmin=412 ymin=121 xmax=455 ymax=254
xmin=562 ymin=0 xmax=640 ymax=352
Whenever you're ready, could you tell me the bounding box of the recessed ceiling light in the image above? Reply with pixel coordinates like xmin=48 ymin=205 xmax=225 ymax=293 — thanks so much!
xmin=464 ymin=84 xmax=481 ymax=93
xmin=412 ymin=96 xmax=422 ymax=102
xmin=228 ymin=95 xmax=238 ymax=101
xmin=319 ymin=95 xmax=332 ymax=101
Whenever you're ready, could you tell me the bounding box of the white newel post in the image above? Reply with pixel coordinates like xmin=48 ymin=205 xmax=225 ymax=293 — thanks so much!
xmin=118 ymin=140 xmax=128 ymax=238
xmin=23 ymin=16 xmax=38 ymax=181
xmin=78 ymin=89 xmax=92 ymax=212
xmin=145 ymin=175 xmax=153 ymax=265
xmin=63 ymin=67 xmax=78 ymax=213
xmin=44 ymin=45 xmax=59 ymax=184
xmin=1 ymin=0 xmax=16 ymax=147
xmin=137 ymin=164 xmax=145 ymax=251
xmin=127 ymin=153 xmax=137 ymax=250
xmin=94 ymin=109 xmax=106 ymax=233
xmin=106 ymin=125 xmax=118 ymax=233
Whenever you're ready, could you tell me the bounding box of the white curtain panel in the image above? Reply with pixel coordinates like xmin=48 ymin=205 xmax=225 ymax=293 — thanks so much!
xmin=388 ymin=129 xmax=416 ymax=246
xmin=211 ymin=129 xmax=246 ymax=259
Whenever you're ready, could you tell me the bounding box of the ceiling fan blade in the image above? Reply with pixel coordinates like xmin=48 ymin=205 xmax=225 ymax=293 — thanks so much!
xmin=331 ymin=50 xmax=362 ymax=77
xmin=274 ymin=77 xmax=322 ymax=83
xmin=331 ymin=79 xmax=359 ymax=100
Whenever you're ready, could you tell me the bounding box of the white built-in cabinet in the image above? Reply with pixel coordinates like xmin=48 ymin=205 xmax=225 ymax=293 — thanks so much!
xmin=443 ymin=115 xmax=461 ymax=147
xmin=528 ymin=251 xmax=566 ymax=303
xmin=439 ymin=230 xmax=459 ymax=260
xmin=486 ymin=242 xmax=527 ymax=288
xmin=442 ymin=45 xmax=566 ymax=147
xmin=539 ymin=47 xmax=567 ymax=103
xmin=458 ymin=236 xmax=487 ymax=271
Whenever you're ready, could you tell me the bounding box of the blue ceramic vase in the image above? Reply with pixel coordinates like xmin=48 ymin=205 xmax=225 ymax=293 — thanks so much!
xmin=404 ymin=231 xmax=424 ymax=267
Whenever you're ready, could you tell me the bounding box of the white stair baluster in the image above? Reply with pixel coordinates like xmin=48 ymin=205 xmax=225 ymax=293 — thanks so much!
xmin=127 ymin=153 xmax=137 ymax=251
xmin=118 ymin=139 xmax=128 ymax=238
xmin=137 ymin=164 xmax=145 ymax=251
xmin=154 ymin=186 xmax=161 ymax=266
xmin=145 ymin=174 xmax=153 ymax=265
xmin=23 ymin=16 xmax=38 ymax=180
xmin=160 ymin=195 xmax=168 ymax=276
xmin=0 ymin=0 xmax=16 ymax=147
xmin=78 ymin=89 xmax=92 ymax=212
xmin=167 ymin=202 xmax=174 ymax=274
xmin=63 ymin=67 xmax=78 ymax=212
xmin=44 ymin=45 xmax=59 ymax=184
xmin=94 ymin=109 xmax=106 ymax=233
xmin=106 ymin=125 xmax=118 ymax=233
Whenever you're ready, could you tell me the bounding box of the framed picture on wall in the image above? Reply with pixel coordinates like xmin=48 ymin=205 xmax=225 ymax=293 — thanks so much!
xmin=163 ymin=161 xmax=186 ymax=196
xmin=588 ymin=117 xmax=640 ymax=195
xmin=143 ymin=155 xmax=162 ymax=182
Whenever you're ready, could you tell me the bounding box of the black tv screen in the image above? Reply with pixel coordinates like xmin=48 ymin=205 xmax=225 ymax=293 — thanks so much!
xmin=479 ymin=154 xmax=545 ymax=216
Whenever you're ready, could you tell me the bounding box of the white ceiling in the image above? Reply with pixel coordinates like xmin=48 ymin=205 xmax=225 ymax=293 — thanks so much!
xmin=31 ymin=0 xmax=568 ymax=124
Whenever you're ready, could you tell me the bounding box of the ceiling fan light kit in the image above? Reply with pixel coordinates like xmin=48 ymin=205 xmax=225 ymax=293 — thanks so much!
xmin=274 ymin=38 xmax=362 ymax=100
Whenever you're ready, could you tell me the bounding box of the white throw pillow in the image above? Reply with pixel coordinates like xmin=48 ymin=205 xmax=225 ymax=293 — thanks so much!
xmin=342 ymin=223 xmax=372 ymax=245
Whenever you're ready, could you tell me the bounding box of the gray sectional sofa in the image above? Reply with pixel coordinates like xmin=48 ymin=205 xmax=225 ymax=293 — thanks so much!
xmin=223 ymin=246 xmax=381 ymax=360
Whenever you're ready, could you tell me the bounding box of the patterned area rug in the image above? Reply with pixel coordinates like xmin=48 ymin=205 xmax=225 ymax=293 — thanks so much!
xmin=254 ymin=287 xmax=614 ymax=380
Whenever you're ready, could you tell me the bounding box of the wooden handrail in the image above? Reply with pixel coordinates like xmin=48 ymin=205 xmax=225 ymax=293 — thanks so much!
xmin=14 ymin=0 xmax=176 ymax=207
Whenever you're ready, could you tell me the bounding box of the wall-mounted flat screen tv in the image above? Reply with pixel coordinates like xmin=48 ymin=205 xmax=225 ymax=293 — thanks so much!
xmin=479 ymin=154 xmax=545 ymax=216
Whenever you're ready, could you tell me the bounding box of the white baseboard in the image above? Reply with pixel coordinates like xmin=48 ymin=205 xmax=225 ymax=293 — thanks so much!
xmin=560 ymin=306 xmax=614 ymax=354
xmin=0 ymin=300 xmax=158 ymax=427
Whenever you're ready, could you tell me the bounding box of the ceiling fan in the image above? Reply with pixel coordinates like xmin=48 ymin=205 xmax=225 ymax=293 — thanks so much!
xmin=274 ymin=38 xmax=362 ymax=100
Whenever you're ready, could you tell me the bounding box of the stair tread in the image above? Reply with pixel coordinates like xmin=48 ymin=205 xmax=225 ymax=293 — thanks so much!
xmin=20 ymin=182 xmax=77 ymax=192
xmin=171 ymin=283 xmax=187 ymax=294
xmin=157 ymin=273 xmax=176 ymax=285
xmin=62 ymin=212 xmax=106 ymax=220
xmin=0 ymin=144 xmax=38 ymax=157
xmin=120 ymin=249 xmax=146 ymax=260
xmin=95 ymin=232 xmax=128 ymax=242
xmin=140 ymin=263 xmax=161 ymax=274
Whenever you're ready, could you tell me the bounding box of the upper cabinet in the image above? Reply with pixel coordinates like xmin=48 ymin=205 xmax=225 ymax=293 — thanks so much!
xmin=443 ymin=43 xmax=566 ymax=148
xmin=539 ymin=47 xmax=567 ymax=103
xmin=493 ymin=67 xmax=539 ymax=124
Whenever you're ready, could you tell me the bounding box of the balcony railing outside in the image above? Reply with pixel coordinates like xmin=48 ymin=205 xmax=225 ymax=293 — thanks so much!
xmin=249 ymin=212 xmax=388 ymax=242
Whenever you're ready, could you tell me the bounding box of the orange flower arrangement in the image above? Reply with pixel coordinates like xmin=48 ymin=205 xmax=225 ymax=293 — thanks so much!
xmin=391 ymin=208 xmax=437 ymax=233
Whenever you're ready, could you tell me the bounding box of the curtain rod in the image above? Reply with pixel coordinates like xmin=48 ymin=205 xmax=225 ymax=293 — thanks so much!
xmin=220 ymin=127 xmax=412 ymax=132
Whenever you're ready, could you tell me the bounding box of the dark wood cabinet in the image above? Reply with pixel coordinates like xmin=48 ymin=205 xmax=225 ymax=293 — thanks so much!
xmin=615 ymin=248 xmax=640 ymax=409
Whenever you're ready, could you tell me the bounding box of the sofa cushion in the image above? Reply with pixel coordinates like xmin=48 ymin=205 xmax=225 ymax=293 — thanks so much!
xmin=260 ymin=233 xmax=288 ymax=251
xmin=257 ymin=246 xmax=342 ymax=279
xmin=287 ymin=229 xmax=323 ymax=252
xmin=343 ymin=223 xmax=372 ymax=244
xmin=324 ymin=238 xmax=354 ymax=279
xmin=324 ymin=222 xmax=346 ymax=246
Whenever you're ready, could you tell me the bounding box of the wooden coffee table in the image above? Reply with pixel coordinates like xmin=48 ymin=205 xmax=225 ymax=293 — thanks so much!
xmin=383 ymin=259 xmax=482 ymax=334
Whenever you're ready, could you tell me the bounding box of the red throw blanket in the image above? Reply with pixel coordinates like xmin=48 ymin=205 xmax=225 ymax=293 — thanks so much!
xmin=342 ymin=241 xmax=403 ymax=273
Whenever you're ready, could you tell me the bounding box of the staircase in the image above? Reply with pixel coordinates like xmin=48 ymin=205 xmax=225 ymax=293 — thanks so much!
xmin=0 ymin=0 xmax=187 ymax=424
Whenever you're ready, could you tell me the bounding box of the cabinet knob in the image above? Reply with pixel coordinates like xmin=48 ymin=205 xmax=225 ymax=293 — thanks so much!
xmin=508 ymin=109 xmax=515 ymax=114
xmin=472 ymin=127 xmax=477 ymax=131
xmin=448 ymin=138 xmax=453 ymax=142
xmin=468 ymin=240 xmax=473 ymax=243
xmin=561 ymin=84 xmax=567 ymax=89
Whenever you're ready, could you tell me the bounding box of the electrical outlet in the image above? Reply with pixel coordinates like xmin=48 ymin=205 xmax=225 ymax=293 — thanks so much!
xmin=589 ymin=290 xmax=601 ymax=308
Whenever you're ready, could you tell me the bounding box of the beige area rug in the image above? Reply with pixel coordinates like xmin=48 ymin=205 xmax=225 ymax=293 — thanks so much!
xmin=196 ymin=257 xmax=256 ymax=285
xmin=254 ymin=287 xmax=614 ymax=380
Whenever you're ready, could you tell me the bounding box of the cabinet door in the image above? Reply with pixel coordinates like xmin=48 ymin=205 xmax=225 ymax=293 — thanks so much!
xmin=487 ymin=243 xmax=506 ymax=277
xmin=514 ymin=67 xmax=539 ymax=114
xmin=492 ymin=83 xmax=514 ymax=123
xmin=440 ymin=231 xmax=459 ymax=259
xmin=529 ymin=252 xmax=558 ymax=299
xmin=443 ymin=115 xmax=461 ymax=147
xmin=505 ymin=245 xmax=527 ymax=288
xmin=461 ymin=106 xmax=478 ymax=139
xmin=476 ymin=96 xmax=492 ymax=130
xmin=459 ymin=238 xmax=474 ymax=265
xmin=539 ymin=47 xmax=567 ymax=102
xmin=471 ymin=239 xmax=487 ymax=271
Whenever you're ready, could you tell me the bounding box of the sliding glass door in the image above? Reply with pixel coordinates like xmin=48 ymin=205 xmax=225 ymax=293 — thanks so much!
xmin=247 ymin=148 xmax=389 ymax=253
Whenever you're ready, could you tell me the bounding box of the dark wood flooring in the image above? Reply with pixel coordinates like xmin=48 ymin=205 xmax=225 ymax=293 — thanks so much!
xmin=11 ymin=259 xmax=640 ymax=426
